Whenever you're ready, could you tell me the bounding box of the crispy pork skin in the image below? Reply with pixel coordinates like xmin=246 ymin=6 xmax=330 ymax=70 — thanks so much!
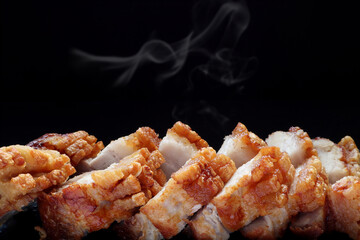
xmin=0 ymin=145 xmax=75 ymax=217
xmin=328 ymin=176 xmax=360 ymax=240
xmin=218 ymin=122 xmax=266 ymax=168
xmin=287 ymin=155 xmax=328 ymax=238
xmin=77 ymin=127 xmax=160 ymax=172
xmin=159 ymin=121 xmax=208 ymax=179
xmin=116 ymin=147 xmax=236 ymax=240
xmin=241 ymin=127 xmax=328 ymax=239
xmin=287 ymin=156 xmax=328 ymax=216
xmin=189 ymin=147 xmax=295 ymax=240
xmin=315 ymin=136 xmax=360 ymax=240
xmin=338 ymin=136 xmax=360 ymax=178
xmin=28 ymin=131 xmax=104 ymax=166
xmin=188 ymin=122 xmax=266 ymax=240
xmin=38 ymin=148 xmax=165 ymax=240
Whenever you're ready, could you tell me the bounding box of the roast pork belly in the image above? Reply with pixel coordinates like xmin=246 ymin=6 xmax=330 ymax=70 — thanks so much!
xmin=116 ymin=147 xmax=236 ymax=240
xmin=189 ymin=147 xmax=295 ymax=240
xmin=328 ymin=176 xmax=360 ymax=240
xmin=241 ymin=127 xmax=328 ymax=239
xmin=27 ymin=130 xmax=104 ymax=166
xmin=287 ymin=155 xmax=328 ymax=237
xmin=159 ymin=121 xmax=209 ymax=179
xmin=314 ymin=136 xmax=360 ymax=239
xmin=313 ymin=136 xmax=360 ymax=184
xmin=266 ymin=127 xmax=317 ymax=168
xmin=77 ymin=127 xmax=160 ymax=172
xmin=0 ymin=145 xmax=76 ymax=217
xmin=217 ymin=122 xmax=266 ymax=168
xmin=38 ymin=148 xmax=165 ymax=240
xmin=187 ymin=122 xmax=266 ymax=239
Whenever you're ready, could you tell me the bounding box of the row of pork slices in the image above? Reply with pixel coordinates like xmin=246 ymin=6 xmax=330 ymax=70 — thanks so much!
xmin=0 ymin=121 xmax=359 ymax=240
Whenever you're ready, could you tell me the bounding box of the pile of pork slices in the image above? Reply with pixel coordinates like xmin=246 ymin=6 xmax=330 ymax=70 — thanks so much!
xmin=0 ymin=121 xmax=359 ymax=240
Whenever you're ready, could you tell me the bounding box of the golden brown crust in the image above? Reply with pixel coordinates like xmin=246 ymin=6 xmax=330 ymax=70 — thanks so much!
xmin=133 ymin=127 xmax=161 ymax=152
xmin=289 ymin=126 xmax=318 ymax=159
xmin=168 ymin=121 xmax=209 ymax=150
xmin=209 ymin=154 xmax=237 ymax=184
xmin=328 ymin=176 xmax=360 ymax=240
xmin=288 ymin=156 xmax=329 ymax=215
xmin=28 ymin=131 xmax=104 ymax=166
xmin=140 ymin=179 xmax=199 ymax=239
xmin=338 ymin=136 xmax=360 ymax=178
xmin=213 ymin=147 xmax=295 ymax=232
xmin=0 ymin=145 xmax=75 ymax=217
xmin=232 ymin=122 xmax=266 ymax=152
xmin=38 ymin=148 xmax=165 ymax=240
xmin=139 ymin=147 xmax=235 ymax=239
xmin=171 ymin=148 xmax=235 ymax=206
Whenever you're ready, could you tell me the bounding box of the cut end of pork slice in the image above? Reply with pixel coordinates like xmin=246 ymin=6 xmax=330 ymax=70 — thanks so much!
xmin=188 ymin=203 xmax=230 ymax=240
xmin=290 ymin=207 xmax=326 ymax=238
xmin=266 ymin=127 xmax=315 ymax=168
xmin=206 ymin=147 xmax=295 ymax=233
xmin=218 ymin=122 xmax=266 ymax=168
xmin=240 ymin=207 xmax=290 ymax=240
xmin=77 ymin=127 xmax=161 ymax=172
xmin=313 ymin=138 xmax=349 ymax=184
xmin=38 ymin=148 xmax=165 ymax=240
xmin=137 ymin=147 xmax=234 ymax=239
xmin=113 ymin=212 xmax=163 ymax=240
xmin=159 ymin=121 xmax=209 ymax=179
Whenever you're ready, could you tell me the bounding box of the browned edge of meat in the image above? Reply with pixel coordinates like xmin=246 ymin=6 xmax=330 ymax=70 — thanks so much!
xmin=231 ymin=122 xmax=266 ymax=151
xmin=28 ymin=130 xmax=104 ymax=166
xmin=0 ymin=145 xmax=76 ymax=217
xmin=168 ymin=121 xmax=209 ymax=150
xmin=38 ymin=148 xmax=165 ymax=240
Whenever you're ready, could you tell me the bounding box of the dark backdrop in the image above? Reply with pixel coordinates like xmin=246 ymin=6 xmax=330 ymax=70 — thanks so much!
xmin=0 ymin=0 xmax=359 ymax=239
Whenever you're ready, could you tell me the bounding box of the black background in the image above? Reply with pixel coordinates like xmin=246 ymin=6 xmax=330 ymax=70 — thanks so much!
xmin=1 ymin=0 xmax=359 ymax=239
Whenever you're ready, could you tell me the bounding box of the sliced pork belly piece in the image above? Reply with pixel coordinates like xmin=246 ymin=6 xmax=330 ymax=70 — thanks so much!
xmin=38 ymin=148 xmax=165 ymax=240
xmin=313 ymin=136 xmax=360 ymax=184
xmin=313 ymin=137 xmax=349 ymax=184
xmin=328 ymin=176 xmax=360 ymax=240
xmin=338 ymin=136 xmax=360 ymax=178
xmin=0 ymin=145 xmax=76 ymax=217
xmin=287 ymin=155 xmax=328 ymax=237
xmin=241 ymin=127 xmax=328 ymax=239
xmin=266 ymin=127 xmax=317 ymax=168
xmin=27 ymin=130 xmax=104 ymax=166
xmin=189 ymin=147 xmax=295 ymax=240
xmin=116 ymin=147 xmax=236 ymax=240
xmin=187 ymin=122 xmax=266 ymax=239
xmin=159 ymin=121 xmax=208 ymax=179
xmin=287 ymin=156 xmax=328 ymax=216
xmin=77 ymin=127 xmax=160 ymax=172
xmin=218 ymin=122 xmax=266 ymax=168
xmin=315 ymin=136 xmax=360 ymax=239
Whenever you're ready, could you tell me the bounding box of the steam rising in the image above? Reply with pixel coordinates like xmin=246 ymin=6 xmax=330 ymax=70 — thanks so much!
xmin=72 ymin=0 xmax=253 ymax=141
xmin=72 ymin=0 xmax=251 ymax=88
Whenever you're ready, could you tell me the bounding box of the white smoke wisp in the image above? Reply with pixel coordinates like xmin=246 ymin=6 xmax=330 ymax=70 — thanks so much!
xmin=71 ymin=0 xmax=251 ymax=88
